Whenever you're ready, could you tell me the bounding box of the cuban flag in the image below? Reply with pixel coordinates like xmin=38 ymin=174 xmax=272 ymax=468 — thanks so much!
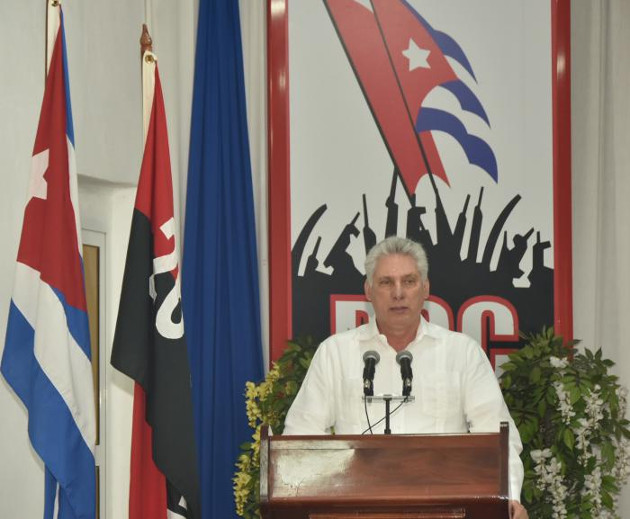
xmin=1 ymin=7 xmax=96 ymax=519
xmin=324 ymin=0 xmax=497 ymax=194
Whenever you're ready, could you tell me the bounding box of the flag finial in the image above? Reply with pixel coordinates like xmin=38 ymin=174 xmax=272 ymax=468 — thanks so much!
xmin=141 ymin=24 xmax=154 ymax=61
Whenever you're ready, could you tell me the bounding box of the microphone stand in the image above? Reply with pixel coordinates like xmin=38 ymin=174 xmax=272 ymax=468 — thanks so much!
xmin=384 ymin=396 xmax=392 ymax=434
xmin=363 ymin=395 xmax=414 ymax=435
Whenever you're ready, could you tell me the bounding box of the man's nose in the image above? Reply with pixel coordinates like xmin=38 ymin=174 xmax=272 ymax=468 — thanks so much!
xmin=392 ymin=281 xmax=404 ymax=299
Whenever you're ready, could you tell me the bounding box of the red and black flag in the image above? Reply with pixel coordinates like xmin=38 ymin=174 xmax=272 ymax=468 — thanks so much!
xmin=111 ymin=43 xmax=200 ymax=519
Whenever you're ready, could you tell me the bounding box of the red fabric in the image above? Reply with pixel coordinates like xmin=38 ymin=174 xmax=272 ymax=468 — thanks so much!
xmin=134 ymin=69 xmax=179 ymax=281
xmin=129 ymin=383 xmax=167 ymax=519
xmin=16 ymin=25 xmax=86 ymax=311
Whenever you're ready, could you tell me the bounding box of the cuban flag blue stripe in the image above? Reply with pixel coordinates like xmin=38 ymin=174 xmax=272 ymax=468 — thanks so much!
xmin=3 ymin=302 xmax=95 ymax=519
xmin=441 ymin=80 xmax=490 ymax=126
xmin=51 ymin=287 xmax=91 ymax=359
xmin=431 ymin=30 xmax=476 ymax=80
xmin=416 ymin=106 xmax=498 ymax=182
xmin=44 ymin=468 xmax=57 ymax=519
xmin=60 ymin=12 xmax=74 ymax=146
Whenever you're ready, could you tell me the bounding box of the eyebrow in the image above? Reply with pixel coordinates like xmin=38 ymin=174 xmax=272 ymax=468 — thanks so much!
xmin=376 ymin=273 xmax=420 ymax=282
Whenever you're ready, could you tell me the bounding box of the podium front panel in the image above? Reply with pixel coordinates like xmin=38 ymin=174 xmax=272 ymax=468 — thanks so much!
xmin=260 ymin=427 xmax=510 ymax=519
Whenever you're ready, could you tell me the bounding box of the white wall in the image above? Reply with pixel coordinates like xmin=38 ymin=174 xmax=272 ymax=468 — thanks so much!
xmin=66 ymin=0 xmax=144 ymax=184
xmin=240 ymin=0 xmax=270 ymax=369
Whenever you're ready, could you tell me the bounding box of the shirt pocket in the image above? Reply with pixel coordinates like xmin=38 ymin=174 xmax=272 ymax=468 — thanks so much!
xmin=420 ymin=371 xmax=462 ymax=418
xmin=336 ymin=376 xmax=364 ymax=432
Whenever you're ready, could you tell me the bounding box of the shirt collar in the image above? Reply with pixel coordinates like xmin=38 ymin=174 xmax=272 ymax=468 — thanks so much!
xmin=358 ymin=315 xmax=440 ymax=344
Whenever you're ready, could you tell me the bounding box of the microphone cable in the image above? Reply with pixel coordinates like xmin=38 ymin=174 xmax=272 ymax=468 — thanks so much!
xmin=363 ymin=397 xmax=374 ymax=434
xmin=361 ymin=396 xmax=410 ymax=435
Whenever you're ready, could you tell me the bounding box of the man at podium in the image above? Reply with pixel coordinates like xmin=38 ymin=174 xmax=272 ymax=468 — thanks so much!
xmin=284 ymin=236 xmax=528 ymax=519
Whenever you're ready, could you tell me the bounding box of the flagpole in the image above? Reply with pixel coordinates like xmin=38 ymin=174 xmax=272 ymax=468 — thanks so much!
xmin=141 ymin=25 xmax=156 ymax=143
xmin=46 ymin=0 xmax=60 ymax=75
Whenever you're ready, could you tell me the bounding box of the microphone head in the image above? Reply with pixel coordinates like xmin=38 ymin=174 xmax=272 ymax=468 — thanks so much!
xmin=396 ymin=350 xmax=413 ymax=364
xmin=363 ymin=350 xmax=380 ymax=364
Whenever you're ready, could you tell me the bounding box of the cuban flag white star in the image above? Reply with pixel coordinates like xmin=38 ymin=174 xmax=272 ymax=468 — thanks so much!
xmin=402 ymin=38 xmax=431 ymax=71
xmin=352 ymin=0 xmax=374 ymax=11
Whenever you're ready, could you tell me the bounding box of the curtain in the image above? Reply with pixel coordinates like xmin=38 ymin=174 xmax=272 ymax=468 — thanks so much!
xmin=571 ymin=0 xmax=630 ymax=512
xmin=182 ymin=1 xmax=265 ymax=518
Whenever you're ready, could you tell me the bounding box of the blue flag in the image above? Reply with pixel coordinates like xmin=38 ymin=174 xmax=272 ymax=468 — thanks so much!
xmin=1 ymin=8 xmax=95 ymax=519
xmin=182 ymin=1 xmax=264 ymax=518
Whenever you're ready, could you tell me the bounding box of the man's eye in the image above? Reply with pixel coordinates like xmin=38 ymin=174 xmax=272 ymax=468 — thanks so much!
xmin=403 ymin=278 xmax=418 ymax=286
xmin=379 ymin=279 xmax=392 ymax=286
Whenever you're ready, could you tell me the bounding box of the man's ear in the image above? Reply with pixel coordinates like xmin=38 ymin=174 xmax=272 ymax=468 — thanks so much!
xmin=423 ymin=278 xmax=430 ymax=298
xmin=364 ymin=279 xmax=372 ymax=301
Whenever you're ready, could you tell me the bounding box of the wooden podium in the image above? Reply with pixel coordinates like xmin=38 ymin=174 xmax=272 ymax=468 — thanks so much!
xmin=259 ymin=423 xmax=510 ymax=519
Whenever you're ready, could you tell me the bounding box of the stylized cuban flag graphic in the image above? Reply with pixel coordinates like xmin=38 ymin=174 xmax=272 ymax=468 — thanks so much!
xmin=324 ymin=0 xmax=497 ymax=194
xmin=1 ymin=9 xmax=96 ymax=519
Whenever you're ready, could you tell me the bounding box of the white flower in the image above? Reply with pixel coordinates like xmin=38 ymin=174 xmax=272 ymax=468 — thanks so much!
xmin=582 ymin=466 xmax=605 ymax=516
xmin=584 ymin=387 xmax=605 ymax=424
xmin=613 ymin=438 xmax=630 ymax=481
xmin=553 ymin=381 xmax=576 ymax=424
xmin=531 ymin=450 xmax=569 ymax=518
xmin=618 ymin=386 xmax=628 ymax=416
xmin=550 ymin=356 xmax=569 ymax=369
xmin=573 ymin=417 xmax=592 ymax=454
xmin=530 ymin=448 xmax=552 ymax=463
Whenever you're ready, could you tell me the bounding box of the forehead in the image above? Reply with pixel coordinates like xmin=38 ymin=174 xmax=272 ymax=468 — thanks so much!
xmin=373 ymin=254 xmax=420 ymax=278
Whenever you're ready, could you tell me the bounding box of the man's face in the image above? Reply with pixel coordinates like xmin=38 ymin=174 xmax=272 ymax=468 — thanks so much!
xmin=364 ymin=253 xmax=430 ymax=334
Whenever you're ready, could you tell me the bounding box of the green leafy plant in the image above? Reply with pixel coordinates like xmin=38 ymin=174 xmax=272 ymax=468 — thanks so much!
xmin=233 ymin=336 xmax=319 ymax=519
xmin=501 ymin=327 xmax=630 ymax=518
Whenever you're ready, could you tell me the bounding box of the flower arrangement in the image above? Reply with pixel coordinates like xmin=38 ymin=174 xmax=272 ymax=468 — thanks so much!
xmin=500 ymin=328 xmax=630 ymax=518
xmin=233 ymin=336 xmax=319 ymax=519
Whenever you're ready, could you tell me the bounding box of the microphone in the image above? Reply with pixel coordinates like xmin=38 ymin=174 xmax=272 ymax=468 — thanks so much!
xmin=362 ymin=350 xmax=380 ymax=396
xmin=396 ymin=350 xmax=413 ymax=397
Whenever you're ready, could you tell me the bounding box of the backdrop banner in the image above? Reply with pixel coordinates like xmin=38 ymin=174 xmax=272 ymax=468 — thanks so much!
xmin=269 ymin=0 xmax=572 ymax=368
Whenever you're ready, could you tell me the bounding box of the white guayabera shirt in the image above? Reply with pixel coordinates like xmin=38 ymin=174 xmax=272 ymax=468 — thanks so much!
xmin=283 ymin=317 xmax=525 ymax=501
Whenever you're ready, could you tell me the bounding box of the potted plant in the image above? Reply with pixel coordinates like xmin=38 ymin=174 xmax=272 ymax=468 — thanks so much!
xmin=501 ymin=328 xmax=630 ymax=518
xmin=233 ymin=336 xmax=318 ymax=519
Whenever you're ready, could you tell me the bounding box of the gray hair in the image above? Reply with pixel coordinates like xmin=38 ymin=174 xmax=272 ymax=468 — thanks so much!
xmin=364 ymin=236 xmax=429 ymax=285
